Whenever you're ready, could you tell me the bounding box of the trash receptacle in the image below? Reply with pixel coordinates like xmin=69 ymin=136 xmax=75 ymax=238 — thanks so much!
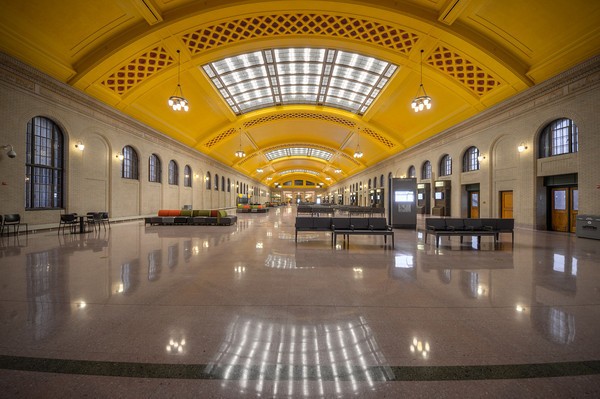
xmin=576 ymin=215 xmax=600 ymax=240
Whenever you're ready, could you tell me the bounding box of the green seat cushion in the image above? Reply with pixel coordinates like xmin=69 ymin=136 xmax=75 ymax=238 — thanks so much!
xmin=218 ymin=210 xmax=228 ymax=218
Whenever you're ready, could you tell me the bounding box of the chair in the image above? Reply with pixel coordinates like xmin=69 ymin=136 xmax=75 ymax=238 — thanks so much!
xmin=86 ymin=212 xmax=104 ymax=232
xmin=58 ymin=213 xmax=78 ymax=235
xmin=2 ymin=214 xmax=28 ymax=236
xmin=101 ymin=212 xmax=111 ymax=229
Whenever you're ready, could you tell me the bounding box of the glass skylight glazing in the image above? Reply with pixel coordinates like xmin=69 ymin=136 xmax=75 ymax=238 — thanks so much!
xmin=279 ymin=169 xmax=320 ymax=176
xmin=265 ymin=147 xmax=333 ymax=161
xmin=202 ymin=48 xmax=397 ymax=115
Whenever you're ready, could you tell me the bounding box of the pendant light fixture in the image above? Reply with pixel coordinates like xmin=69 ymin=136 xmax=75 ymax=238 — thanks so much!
xmin=168 ymin=50 xmax=189 ymax=112
xmin=235 ymin=129 xmax=246 ymax=158
xmin=353 ymin=128 xmax=363 ymax=159
xmin=411 ymin=49 xmax=432 ymax=112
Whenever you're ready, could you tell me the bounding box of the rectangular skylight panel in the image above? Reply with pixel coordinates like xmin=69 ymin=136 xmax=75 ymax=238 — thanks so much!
xmin=234 ymin=88 xmax=272 ymax=102
xmin=289 ymin=148 xmax=309 ymax=156
xmin=280 ymin=85 xmax=318 ymax=94
xmin=221 ymin=66 xmax=266 ymax=85
xmin=328 ymin=77 xmax=370 ymax=94
xmin=275 ymin=48 xmax=325 ymax=62
xmin=281 ymin=93 xmax=317 ymax=103
xmin=237 ymin=96 xmax=274 ymax=111
xmin=328 ymin=88 xmax=366 ymax=102
xmin=310 ymin=149 xmax=333 ymax=160
xmin=266 ymin=149 xmax=289 ymax=160
xmin=279 ymin=75 xmax=320 ymax=86
xmin=212 ymin=51 xmax=264 ymax=74
xmin=276 ymin=62 xmax=323 ymax=76
xmin=332 ymin=66 xmax=378 ymax=85
xmin=228 ymin=78 xmax=270 ymax=95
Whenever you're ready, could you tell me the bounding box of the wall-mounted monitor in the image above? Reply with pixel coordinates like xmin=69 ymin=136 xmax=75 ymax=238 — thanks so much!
xmin=395 ymin=190 xmax=415 ymax=203
xmin=417 ymin=193 xmax=424 ymax=200
xmin=435 ymin=192 xmax=444 ymax=200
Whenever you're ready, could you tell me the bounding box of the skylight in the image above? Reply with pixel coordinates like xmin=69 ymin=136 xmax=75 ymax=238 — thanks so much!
xmin=202 ymin=48 xmax=397 ymax=115
xmin=279 ymin=169 xmax=320 ymax=176
xmin=265 ymin=147 xmax=333 ymax=161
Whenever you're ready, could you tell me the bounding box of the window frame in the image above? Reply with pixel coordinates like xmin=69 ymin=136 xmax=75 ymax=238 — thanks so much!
xmin=539 ymin=118 xmax=578 ymax=158
xmin=439 ymin=154 xmax=452 ymax=177
xmin=148 ymin=154 xmax=161 ymax=183
xmin=25 ymin=116 xmax=64 ymax=209
xmin=421 ymin=161 xmax=431 ymax=180
xmin=184 ymin=165 xmax=192 ymax=187
xmin=168 ymin=160 xmax=179 ymax=185
xmin=462 ymin=146 xmax=480 ymax=172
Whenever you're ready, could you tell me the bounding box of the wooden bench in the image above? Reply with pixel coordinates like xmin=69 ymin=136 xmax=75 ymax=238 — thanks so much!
xmin=424 ymin=218 xmax=514 ymax=248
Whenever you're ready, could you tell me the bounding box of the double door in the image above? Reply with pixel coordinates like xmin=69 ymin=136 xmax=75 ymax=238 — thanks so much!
xmin=551 ymin=187 xmax=578 ymax=233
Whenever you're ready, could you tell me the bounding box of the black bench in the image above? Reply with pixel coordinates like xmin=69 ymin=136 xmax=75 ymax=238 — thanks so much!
xmin=332 ymin=217 xmax=394 ymax=249
xmin=295 ymin=217 xmax=334 ymax=244
xmin=424 ymin=218 xmax=514 ymax=248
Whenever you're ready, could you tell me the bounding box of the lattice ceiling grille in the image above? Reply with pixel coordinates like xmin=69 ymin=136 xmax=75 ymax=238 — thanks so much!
xmin=427 ymin=46 xmax=502 ymax=96
xmin=101 ymin=47 xmax=173 ymax=95
xmin=181 ymin=13 xmax=419 ymax=56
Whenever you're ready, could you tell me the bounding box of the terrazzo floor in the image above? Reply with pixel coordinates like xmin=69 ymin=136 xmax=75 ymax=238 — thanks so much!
xmin=1 ymin=206 xmax=599 ymax=398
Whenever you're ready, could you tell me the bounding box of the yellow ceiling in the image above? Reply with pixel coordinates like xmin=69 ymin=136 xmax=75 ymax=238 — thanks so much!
xmin=2 ymin=0 xmax=599 ymax=187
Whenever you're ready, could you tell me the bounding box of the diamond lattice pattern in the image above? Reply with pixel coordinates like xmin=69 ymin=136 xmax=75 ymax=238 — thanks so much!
xmin=101 ymin=47 xmax=173 ymax=95
xmin=427 ymin=46 xmax=501 ymax=96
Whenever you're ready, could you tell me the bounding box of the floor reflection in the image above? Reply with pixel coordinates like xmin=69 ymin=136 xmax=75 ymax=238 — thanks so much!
xmin=205 ymin=315 xmax=392 ymax=397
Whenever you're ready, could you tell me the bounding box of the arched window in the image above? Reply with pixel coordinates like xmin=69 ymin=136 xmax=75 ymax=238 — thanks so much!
xmin=25 ymin=116 xmax=64 ymax=209
xmin=380 ymin=174 xmax=384 ymax=187
xmin=121 ymin=145 xmax=139 ymax=180
xmin=440 ymin=154 xmax=452 ymax=176
xmin=408 ymin=165 xmax=416 ymax=178
xmin=221 ymin=176 xmax=225 ymax=191
xmin=206 ymin=172 xmax=211 ymax=190
xmin=168 ymin=160 xmax=178 ymax=185
xmin=421 ymin=161 xmax=431 ymax=179
xmin=236 ymin=181 xmax=239 ymax=194
xmin=184 ymin=165 xmax=192 ymax=187
xmin=148 ymin=154 xmax=161 ymax=183
xmin=227 ymin=178 xmax=231 ymax=192
xmin=368 ymin=179 xmax=371 ymax=189
xmin=539 ymin=118 xmax=578 ymax=158
xmin=215 ymin=174 xmax=219 ymax=190
xmin=462 ymin=146 xmax=480 ymax=172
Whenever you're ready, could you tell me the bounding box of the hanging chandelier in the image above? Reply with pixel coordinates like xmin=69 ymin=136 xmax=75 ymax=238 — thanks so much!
xmin=411 ymin=50 xmax=432 ymax=113
xmin=235 ymin=129 xmax=246 ymax=158
xmin=168 ymin=50 xmax=189 ymax=112
xmin=353 ymin=128 xmax=363 ymax=159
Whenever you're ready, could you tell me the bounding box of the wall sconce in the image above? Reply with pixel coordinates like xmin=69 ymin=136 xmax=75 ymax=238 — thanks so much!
xmin=115 ymin=153 xmax=124 ymax=160
xmin=194 ymin=174 xmax=199 ymax=179
xmin=477 ymin=154 xmax=486 ymax=162
xmin=1 ymin=144 xmax=17 ymax=158
xmin=517 ymin=143 xmax=528 ymax=153
xmin=74 ymin=141 xmax=85 ymax=151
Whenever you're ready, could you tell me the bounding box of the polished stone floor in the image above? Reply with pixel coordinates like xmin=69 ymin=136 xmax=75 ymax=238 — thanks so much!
xmin=0 ymin=206 xmax=599 ymax=398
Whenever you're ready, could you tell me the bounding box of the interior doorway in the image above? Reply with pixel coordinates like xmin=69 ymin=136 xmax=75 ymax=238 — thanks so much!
xmin=500 ymin=191 xmax=513 ymax=218
xmin=550 ymin=187 xmax=578 ymax=233
xmin=468 ymin=191 xmax=480 ymax=218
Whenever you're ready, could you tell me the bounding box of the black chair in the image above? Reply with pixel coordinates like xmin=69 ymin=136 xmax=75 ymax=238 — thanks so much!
xmin=101 ymin=212 xmax=111 ymax=229
xmin=58 ymin=213 xmax=78 ymax=235
xmin=2 ymin=214 xmax=28 ymax=236
xmin=86 ymin=212 xmax=104 ymax=232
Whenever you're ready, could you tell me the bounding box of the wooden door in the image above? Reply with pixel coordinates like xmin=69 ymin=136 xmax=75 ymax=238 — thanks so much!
xmin=469 ymin=191 xmax=479 ymax=218
xmin=551 ymin=188 xmax=569 ymax=232
xmin=500 ymin=191 xmax=513 ymax=218
xmin=570 ymin=188 xmax=578 ymax=233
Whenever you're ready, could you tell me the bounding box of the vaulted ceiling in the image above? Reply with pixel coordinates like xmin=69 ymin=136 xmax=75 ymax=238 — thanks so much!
xmin=1 ymin=0 xmax=599 ymax=187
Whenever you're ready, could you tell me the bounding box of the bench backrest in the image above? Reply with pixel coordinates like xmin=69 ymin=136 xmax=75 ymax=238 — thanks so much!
xmin=369 ymin=217 xmax=388 ymax=230
xmin=426 ymin=218 xmax=446 ymax=230
xmin=331 ymin=217 xmax=351 ymax=230
xmin=496 ymin=218 xmax=514 ymax=230
xmin=351 ymin=218 xmax=370 ymax=230
xmin=445 ymin=218 xmax=465 ymax=230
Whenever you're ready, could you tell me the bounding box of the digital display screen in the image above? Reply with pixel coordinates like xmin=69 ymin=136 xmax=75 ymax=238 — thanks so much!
xmin=417 ymin=193 xmax=424 ymax=200
xmin=435 ymin=192 xmax=444 ymax=200
xmin=395 ymin=191 xmax=415 ymax=203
